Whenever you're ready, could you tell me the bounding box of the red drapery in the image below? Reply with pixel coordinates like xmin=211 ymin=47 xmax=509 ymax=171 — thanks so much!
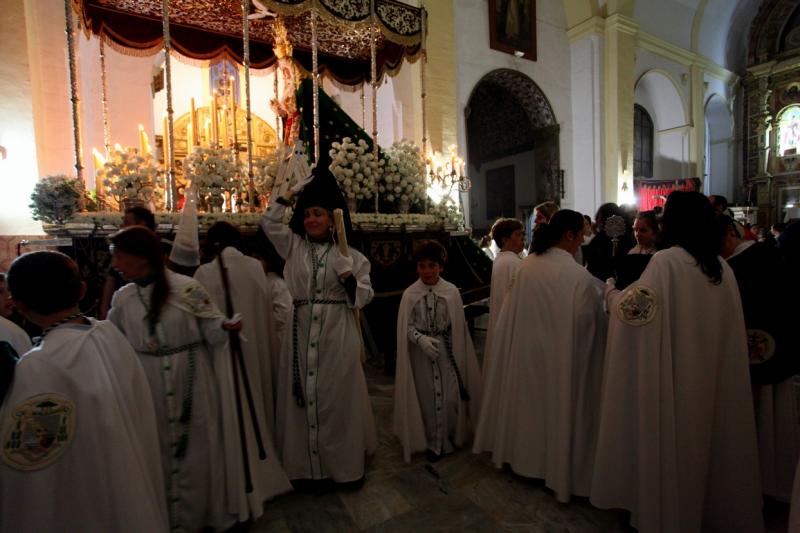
xmin=635 ymin=178 xmax=702 ymax=211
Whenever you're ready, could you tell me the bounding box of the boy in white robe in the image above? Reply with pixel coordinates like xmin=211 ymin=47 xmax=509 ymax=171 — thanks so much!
xmin=394 ymin=240 xmax=482 ymax=462
xmin=485 ymin=218 xmax=524 ymax=372
xmin=1 ymin=251 xmax=168 ymax=532
xmin=473 ymin=210 xmax=606 ymax=503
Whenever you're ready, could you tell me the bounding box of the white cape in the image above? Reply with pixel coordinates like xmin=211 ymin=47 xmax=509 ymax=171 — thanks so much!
xmin=473 ymin=248 xmax=606 ymax=502
xmin=590 ymin=247 xmax=763 ymax=533
xmin=0 ymin=320 xmax=168 ymax=532
xmin=194 ymin=247 xmax=292 ymax=521
xmin=394 ymin=278 xmax=482 ymax=462
xmin=485 ymin=251 xmax=521 ymax=372
xmin=0 ymin=316 xmax=31 ymax=355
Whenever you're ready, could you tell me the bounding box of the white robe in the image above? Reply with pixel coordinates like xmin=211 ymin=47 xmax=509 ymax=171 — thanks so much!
xmin=266 ymin=272 xmax=292 ymax=341
xmin=109 ymin=272 xmax=234 ymax=531
xmin=590 ymin=247 xmax=764 ymax=533
xmin=0 ymin=315 xmax=32 ymax=355
xmin=194 ymin=247 xmax=292 ymax=521
xmin=485 ymin=250 xmax=521 ymax=371
xmin=754 ymin=379 xmax=800 ymax=501
xmin=473 ymin=248 xmax=606 ymax=502
xmin=261 ymin=203 xmax=377 ymax=482
xmin=0 ymin=319 xmax=168 ymax=532
xmin=394 ymin=278 xmax=482 ymax=462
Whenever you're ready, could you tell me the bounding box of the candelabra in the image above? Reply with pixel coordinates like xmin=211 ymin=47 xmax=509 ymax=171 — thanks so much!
xmin=426 ymin=145 xmax=472 ymax=193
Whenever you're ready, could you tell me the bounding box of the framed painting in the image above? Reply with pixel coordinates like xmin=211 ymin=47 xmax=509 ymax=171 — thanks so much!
xmin=489 ymin=0 xmax=537 ymax=60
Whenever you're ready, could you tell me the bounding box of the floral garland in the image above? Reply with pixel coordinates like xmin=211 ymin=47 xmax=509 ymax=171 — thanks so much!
xmin=380 ymin=139 xmax=426 ymax=207
xmin=184 ymin=147 xmax=243 ymax=198
xmin=97 ymin=147 xmax=163 ymax=209
xmin=329 ymin=137 xmax=383 ymax=201
xmin=252 ymin=148 xmax=284 ymax=195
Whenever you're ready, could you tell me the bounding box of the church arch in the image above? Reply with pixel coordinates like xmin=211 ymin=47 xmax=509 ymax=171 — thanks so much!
xmin=465 ymin=69 xmax=559 ymax=235
xmin=635 ymin=69 xmax=690 ymax=179
xmin=704 ymin=93 xmax=734 ymax=198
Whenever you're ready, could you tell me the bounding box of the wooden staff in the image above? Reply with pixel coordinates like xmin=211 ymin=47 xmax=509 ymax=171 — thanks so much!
xmin=333 ymin=209 xmax=366 ymax=363
xmin=216 ymin=247 xmax=267 ymax=493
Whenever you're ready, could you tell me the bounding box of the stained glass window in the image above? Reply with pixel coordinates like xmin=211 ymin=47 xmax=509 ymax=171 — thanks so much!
xmin=778 ymin=105 xmax=800 ymax=156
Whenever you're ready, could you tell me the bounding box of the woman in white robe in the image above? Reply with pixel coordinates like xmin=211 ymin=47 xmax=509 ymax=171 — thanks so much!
xmin=590 ymin=191 xmax=764 ymax=533
xmin=108 ymin=227 xmax=240 ymax=531
xmin=473 ymin=209 xmax=607 ymax=503
xmin=194 ymin=222 xmax=292 ymax=522
xmin=260 ymin=169 xmax=376 ymax=484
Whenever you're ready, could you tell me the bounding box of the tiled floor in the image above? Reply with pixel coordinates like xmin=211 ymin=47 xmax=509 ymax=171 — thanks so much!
xmin=250 ymin=325 xmax=790 ymax=532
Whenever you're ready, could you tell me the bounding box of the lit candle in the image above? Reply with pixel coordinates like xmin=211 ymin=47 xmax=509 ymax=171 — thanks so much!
xmin=163 ymin=116 xmax=170 ymax=164
xmin=114 ymin=142 xmax=123 ymax=152
xmin=138 ymin=124 xmax=147 ymax=155
xmin=204 ymin=118 xmax=211 ymax=146
xmin=211 ymin=90 xmax=219 ymax=146
xmin=92 ymin=148 xmax=106 ymax=198
xmin=221 ymin=105 xmax=228 ymax=148
xmin=190 ymin=97 xmax=199 ymax=146
xmin=230 ymin=77 xmax=238 ymax=152
xmin=187 ymin=123 xmax=194 ymax=154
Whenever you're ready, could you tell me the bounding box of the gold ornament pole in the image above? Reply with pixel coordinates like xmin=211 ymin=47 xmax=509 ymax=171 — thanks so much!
xmin=420 ymin=6 xmax=429 ymax=214
xmin=99 ymin=37 xmax=111 ymax=208
xmin=274 ymin=63 xmax=281 ymax=142
xmin=162 ymin=0 xmax=177 ymax=211
xmin=64 ymin=0 xmax=84 ymax=184
xmin=243 ymin=0 xmax=255 ymax=210
xmin=311 ymin=9 xmax=320 ymax=164
xmin=370 ymin=0 xmax=379 ymax=213
xmin=361 ymin=85 xmax=366 ymax=129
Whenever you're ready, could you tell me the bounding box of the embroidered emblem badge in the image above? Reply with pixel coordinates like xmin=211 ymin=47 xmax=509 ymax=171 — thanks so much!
xmin=2 ymin=394 xmax=75 ymax=470
xmin=180 ymin=283 xmax=220 ymax=318
xmin=747 ymin=329 xmax=776 ymax=364
xmin=617 ymin=285 xmax=658 ymax=326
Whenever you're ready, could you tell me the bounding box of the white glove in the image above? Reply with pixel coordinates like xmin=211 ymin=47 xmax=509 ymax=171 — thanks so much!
xmin=333 ymin=251 xmax=353 ymax=277
xmin=290 ymin=172 xmax=315 ymax=194
xmin=417 ymin=335 xmax=441 ymax=360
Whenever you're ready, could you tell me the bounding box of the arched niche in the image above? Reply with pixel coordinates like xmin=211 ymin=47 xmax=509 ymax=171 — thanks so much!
xmin=465 ymin=69 xmax=558 ymax=236
xmin=635 ymin=70 xmax=690 ymax=179
xmin=704 ymin=94 xmax=734 ymax=198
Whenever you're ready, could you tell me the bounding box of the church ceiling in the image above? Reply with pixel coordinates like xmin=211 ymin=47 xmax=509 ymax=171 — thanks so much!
xmin=749 ymin=0 xmax=800 ymax=66
xmin=74 ymin=0 xmax=422 ymax=84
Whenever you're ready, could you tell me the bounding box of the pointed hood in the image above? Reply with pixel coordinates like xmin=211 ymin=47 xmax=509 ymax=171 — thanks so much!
xmin=289 ymin=166 xmax=353 ymax=241
xmin=169 ymin=182 xmax=200 ymax=267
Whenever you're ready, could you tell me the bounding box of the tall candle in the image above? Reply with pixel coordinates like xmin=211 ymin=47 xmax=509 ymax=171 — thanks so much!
xmin=221 ymin=106 xmax=228 ymax=148
xmin=163 ymin=116 xmax=170 ymax=164
xmin=138 ymin=124 xmax=147 ymax=155
xmin=204 ymin=118 xmax=211 ymax=146
xmin=190 ymin=97 xmax=198 ymax=145
xmin=187 ymin=123 xmax=194 ymax=154
xmin=211 ymin=90 xmax=219 ymax=146
xmin=229 ymin=77 xmax=238 ymax=152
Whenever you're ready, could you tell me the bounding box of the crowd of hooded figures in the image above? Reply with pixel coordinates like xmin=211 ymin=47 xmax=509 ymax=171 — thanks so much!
xmin=0 ymin=164 xmax=799 ymax=533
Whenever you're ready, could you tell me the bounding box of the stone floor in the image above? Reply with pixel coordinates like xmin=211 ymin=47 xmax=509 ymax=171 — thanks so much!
xmin=249 ymin=324 xmax=790 ymax=532
xmin=251 ymin=361 xmax=633 ymax=533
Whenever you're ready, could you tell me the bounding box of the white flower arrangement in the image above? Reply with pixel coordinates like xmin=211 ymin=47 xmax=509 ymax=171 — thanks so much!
xmin=328 ymin=137 xmax=383 ymax=201
xmin=351 ymin=213 xmax=435 ymax=228
xmin=67 ymin=211 xmax=263 ymax=230
xmin=98 ymin=147 xmax=164 ymax=208
xmin=427 ymin=197 xmax=464 ymax=229
xmin=184 ymin=147 xmax=244 ymax=198
xmin=380 ymin=139 xmax=427 ymax=207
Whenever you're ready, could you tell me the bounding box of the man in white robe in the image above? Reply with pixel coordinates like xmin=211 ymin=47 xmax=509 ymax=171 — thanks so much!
xmin=474 ymin=210 xmax=606 ymax=503
xmin=194 ymin=222 xmax=293 ymax=520
xmin=1 ymin=251 xmax=168 ymax=532
xmin=485 ymin=218 xmax=524 ymax=372
xmin=590 ymin=246 xmax=764 ymax=533
xmin=394 ymin=242 xmax=482 ymax=462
